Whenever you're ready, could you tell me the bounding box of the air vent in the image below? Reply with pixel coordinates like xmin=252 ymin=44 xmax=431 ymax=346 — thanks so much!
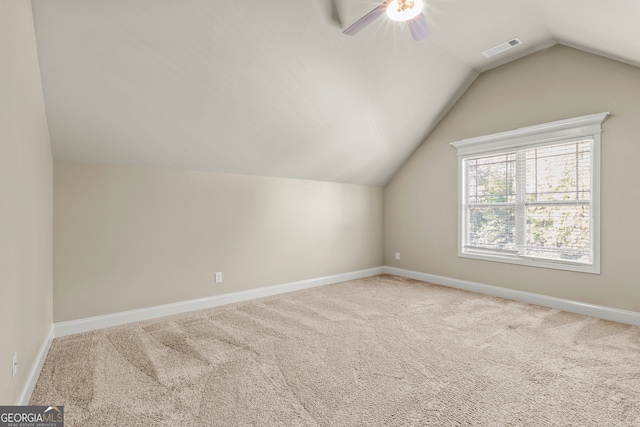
xmin=482 ymin=38 xmax=523 ymax=58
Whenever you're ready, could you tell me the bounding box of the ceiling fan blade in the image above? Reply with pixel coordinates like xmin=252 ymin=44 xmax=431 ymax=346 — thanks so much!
xmin=407 ymin=13 xmax=429 ymax=41
xmin=343 ymin=3 xmax=387 ymax=36
xmin=329 ymin=0 xmax=343 ymax=27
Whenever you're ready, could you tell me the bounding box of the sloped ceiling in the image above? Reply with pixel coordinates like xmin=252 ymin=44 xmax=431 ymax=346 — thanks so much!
xmin=30 ymin=0 xmax=640 ymax=186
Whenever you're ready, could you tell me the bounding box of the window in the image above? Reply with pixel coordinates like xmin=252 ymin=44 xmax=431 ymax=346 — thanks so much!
xmin=451 ymin=112 xmax=609 ymax=274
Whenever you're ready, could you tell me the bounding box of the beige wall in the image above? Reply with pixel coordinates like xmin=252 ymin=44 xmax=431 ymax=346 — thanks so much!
xmin=385 ymin=45 xmax=640 ymax=312
xmin=54 ymin=161 xmax=384 ymax=322
xmin=0 ymin=1 xmax=53 ymax=404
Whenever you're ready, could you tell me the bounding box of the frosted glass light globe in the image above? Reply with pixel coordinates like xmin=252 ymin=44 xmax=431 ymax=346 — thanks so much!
xmin=386 ymin=0 xmax=424 ymax=22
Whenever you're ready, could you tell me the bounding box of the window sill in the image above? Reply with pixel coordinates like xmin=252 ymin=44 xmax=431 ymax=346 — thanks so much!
xmin=459 ymin=251 xmax=600 ymax=274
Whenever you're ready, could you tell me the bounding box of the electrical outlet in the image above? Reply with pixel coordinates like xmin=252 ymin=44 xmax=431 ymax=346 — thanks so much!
xmin=12 ymin=351 xmax=17 ymax=377
xmin=395 ymin=252 xmax=400 ymax=260
xmin=215 ymin=272 xmax=223 ymax=283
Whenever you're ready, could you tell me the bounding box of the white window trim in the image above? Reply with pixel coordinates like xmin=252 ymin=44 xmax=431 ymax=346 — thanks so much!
xmin=450 ymin=112 xmax=610 ymax=274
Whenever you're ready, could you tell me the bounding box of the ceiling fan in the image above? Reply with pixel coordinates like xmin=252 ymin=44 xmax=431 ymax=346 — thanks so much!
xmin=343 ymin=0 xmax=429 ymax=41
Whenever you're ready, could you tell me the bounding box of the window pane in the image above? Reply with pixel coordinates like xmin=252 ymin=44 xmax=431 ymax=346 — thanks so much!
xmin=466 ymin=206 xmax=516 ymax=252
xmin=524 ymin=204 xmax=591 ymax=263
xmin=525 ymin=140 xmax=591 ymax=202
xmin=464 ymin=153 xmax=516 ymax=204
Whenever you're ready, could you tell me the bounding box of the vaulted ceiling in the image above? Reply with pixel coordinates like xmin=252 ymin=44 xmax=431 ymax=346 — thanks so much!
xmin=31 ymin=0 xmax=640 ymax=186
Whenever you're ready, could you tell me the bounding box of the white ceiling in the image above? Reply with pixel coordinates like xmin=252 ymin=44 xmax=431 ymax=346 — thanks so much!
xmin=30 ymin=0 xmax=640 ymax=186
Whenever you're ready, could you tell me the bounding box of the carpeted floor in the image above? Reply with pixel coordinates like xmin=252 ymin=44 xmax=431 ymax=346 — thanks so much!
xmin=30 ymin=274 xmax=640 ymax=426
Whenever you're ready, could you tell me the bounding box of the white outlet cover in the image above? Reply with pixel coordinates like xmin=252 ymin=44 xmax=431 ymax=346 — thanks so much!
xmin=215 ymin=272 xmax=223 ymax=283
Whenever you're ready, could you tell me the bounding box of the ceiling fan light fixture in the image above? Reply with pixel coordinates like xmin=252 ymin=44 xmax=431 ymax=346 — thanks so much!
xmin=386 ymin=0 xmax=424 ymax=22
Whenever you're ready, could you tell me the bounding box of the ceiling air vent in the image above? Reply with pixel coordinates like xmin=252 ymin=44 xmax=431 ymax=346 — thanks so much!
xmin=482 ymin=38 xmax=523 ymax=58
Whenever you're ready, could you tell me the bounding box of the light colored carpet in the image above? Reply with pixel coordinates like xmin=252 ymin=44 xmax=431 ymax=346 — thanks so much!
xmin=31 ymin=274 xmax=640 ymax=426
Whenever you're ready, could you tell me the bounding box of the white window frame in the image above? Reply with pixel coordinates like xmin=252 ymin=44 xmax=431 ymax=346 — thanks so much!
xmin=450 ymin=112 xmax=609 ymax=274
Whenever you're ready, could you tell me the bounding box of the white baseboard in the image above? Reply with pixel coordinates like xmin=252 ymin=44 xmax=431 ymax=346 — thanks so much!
xmin=16 ymin=325 xmax=54 ymax=405
xmin=384 ymin=266 xmax=640 ymax=326
xmin=54 ymin=266 xmax=385 ymax=337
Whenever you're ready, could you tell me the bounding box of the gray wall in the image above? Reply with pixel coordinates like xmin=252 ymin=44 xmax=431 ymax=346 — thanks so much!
xmin=385 ymin=45 xmax=640 ymax=312
xmin=0 ymin=1 xmax=53 ymax=404
xmin=54 ymin=161 xmax=384 ymax=322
